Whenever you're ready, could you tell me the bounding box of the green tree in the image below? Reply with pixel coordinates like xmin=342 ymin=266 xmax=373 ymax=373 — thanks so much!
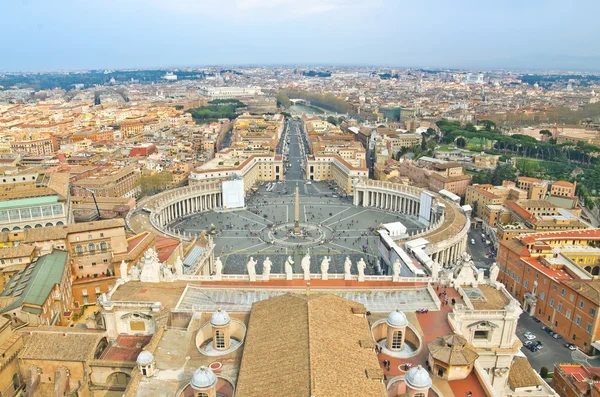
xmin=540 ymin=367 xmax=549 ymax=378
xmin=465 ymin=122 xmax=477 ymax=132
xmin=140 ymin=172 xmax=173 ymax=197
xmin=539 ymin=129 xmax=552 ymax=140
xmin=479 ymin=120 xmax=496 ymax=131
xmin=327 ymin=116 xmax=338 ymax=125
xmin=491 ymin=164 xmax=517 ymax=186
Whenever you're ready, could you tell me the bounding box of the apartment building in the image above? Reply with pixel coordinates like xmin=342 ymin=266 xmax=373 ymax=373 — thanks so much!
xmin=465 ymin=182 xmax=527 ymax=217
xmin=377 ymin=158 xmax=471 ymax=196
xmin=0 ymin=251 xmax=73 ymax=327
xmin=552 ymin=364 xmax=600 ymax=397
xmin=71 ymin=166 xmax=141 ymax=199
xmin=189 ymin=150 xmax=284 ymax=190
xmin=9 ymin=132 xmax=57 ymax=156
xmin=497 ymin=230 xmax=600 ymax=353
xmin=305 ymin=155 xmax=368 ymax=194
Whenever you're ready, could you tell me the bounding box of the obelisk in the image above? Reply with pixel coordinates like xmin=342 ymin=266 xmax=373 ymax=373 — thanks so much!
xmin=294 ymin=183 xmax=300 ymax=234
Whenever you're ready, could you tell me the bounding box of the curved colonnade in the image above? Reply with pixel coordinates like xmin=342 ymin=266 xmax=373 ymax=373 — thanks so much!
xmin=127 ymin=179 xmax=469 ymax=269
xmin=126 ymin=181 xmax=222 ymax=240
xmin=353 ymin=180 xmax=469 ymax=268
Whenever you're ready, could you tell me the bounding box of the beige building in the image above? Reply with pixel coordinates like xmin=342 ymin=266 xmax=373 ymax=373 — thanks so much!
xmin=305 ymin=155 xmax=368 ymax=194
xmin=472 ymin=153 xmax=500 ymax=169
xmin=0 ymin=316 xmax=24 ymax=397
xmin=189 ymin=150 xmax=284 ymax=190
xmin=0 ymin=250 xmax=73 ymax=327
xmin=71 ymin=166 xmax=141 ymax=199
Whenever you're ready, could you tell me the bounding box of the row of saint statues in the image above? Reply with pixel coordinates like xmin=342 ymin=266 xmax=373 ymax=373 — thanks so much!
xmin=213 ymin=254 xmax=405 ymax=280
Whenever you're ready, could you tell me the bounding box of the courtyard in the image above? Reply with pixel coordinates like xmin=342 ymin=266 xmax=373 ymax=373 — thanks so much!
xmin=170 ymin=180 xmax=428 ymax=275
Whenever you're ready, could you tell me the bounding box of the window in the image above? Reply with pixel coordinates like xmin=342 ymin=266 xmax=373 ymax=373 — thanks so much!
xmin=586 ymin=323 xmax=593 ymax=333
xmin=540 ymin=292 xmax=545 ymax=301
xmin=88 ymin=243 xmax=95 ymax=254
xmin=580 ymin=301 xmax=585 ymax=309
xmin=591 ymin=308 xmax=596 ymax=317
xmin=524 ymin=280 xmax=528 ymax=289
xmin=474 ymin=330 xmax=489 ymax=340
xmin=570 ymin=294 xmax=575 ymax=302
xmin=549 ymin=298 xmax=555 ymax=308
xmin=414 ymin=394 xmax=426 ymax=397
xmin=391 ymin=331 xmax=403 ymax=349
xmin=575 ymin=315 xmax=581 ymax=326
xmin=215 ymin=330 xmax=225 ymax=349
xmin=100 ymin=241 xmax=107 ymax=251
xmin=553 ymin=285 xmax=557 ymax=291
xmin=198 ymin=394 xmax=209 ymax=397
xmin=566 ymin=310 xmax=571 ymax=319
xmin=76 ymin=245 xmax=82 ymax=255
xmin=557 ymin=303 xmax=563 ymax=313
xmin=561 ymin=289 xmax=566 ymax=296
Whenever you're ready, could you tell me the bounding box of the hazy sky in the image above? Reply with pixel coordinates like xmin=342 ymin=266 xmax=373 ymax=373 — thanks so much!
xmin=3 ymin=0 xmax=600 ymax=72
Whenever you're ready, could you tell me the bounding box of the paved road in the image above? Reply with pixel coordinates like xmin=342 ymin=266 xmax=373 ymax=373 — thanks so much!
xmin=466 ymin=228 xmax=494 ymax=272
xmin=285 ymin=119 xmax=306 ymax=182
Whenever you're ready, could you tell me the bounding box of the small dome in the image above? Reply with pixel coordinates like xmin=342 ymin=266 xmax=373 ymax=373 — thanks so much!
xmin=191 ymin=366 xmax=217 ymax=390
xmin=136 ymin=351 xmax=154 ymax=365
xmin=210 ymin=309 xmax=231 ymax=327
xmin=386 ymin=309 xmax=408 ymax=328
xmin=405 ymin=365 xmax=432 ymax=390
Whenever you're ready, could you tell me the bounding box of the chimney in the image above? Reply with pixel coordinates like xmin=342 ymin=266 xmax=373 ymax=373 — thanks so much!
xmin=306 ymin=282 xmax=311 ymax=296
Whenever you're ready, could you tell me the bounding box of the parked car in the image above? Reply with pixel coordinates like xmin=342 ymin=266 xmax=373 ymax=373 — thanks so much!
xmin=552 ymin=333 xmax=562 ymax=339
xmin=523 ymin=340 xmax=534 ymax=347
xmin=534 ymin=341 xmax=544 ymax=349
xmin=541 ymin=325 xmax=549 ymax=332
xmin=471 ymin=239 xmax=475 ymax=245
xmin=564 ymin=343 xmax=577 ymax=351
xmin=532 ymin=317 xmax=541 ymax=323
xmin=524 ymin=332 xmax=536 ymax=340
xmin=549 ymin=331 xmax=556 ymax=337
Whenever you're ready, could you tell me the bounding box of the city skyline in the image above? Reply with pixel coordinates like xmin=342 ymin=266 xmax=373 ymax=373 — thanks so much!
xmin=3 ymin=0 xmax=600 ymax=72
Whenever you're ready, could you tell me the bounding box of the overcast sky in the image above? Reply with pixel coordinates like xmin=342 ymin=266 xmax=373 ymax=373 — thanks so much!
xmin=3 ymin=0 xmax=600 ymax=72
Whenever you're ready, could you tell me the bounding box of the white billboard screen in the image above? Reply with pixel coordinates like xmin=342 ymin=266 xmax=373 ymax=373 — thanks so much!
xmin=222 ymin=179 xmax=245 ymax=209
xmin=419 ymin=191 xmax=433 ymax=222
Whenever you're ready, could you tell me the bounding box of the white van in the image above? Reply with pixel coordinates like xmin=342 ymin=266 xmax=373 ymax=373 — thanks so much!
xmin=471 ymin=239 xmax=475 ymax=245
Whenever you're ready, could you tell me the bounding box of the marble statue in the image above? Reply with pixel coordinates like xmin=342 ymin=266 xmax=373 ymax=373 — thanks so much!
xmin=301 ymin=254 xmax=311 ymax=280
xmin=344 ymin=257 xmax=352 ymax=280
xmin=214 ymin=257 xmax=223 ymax=280
xmin=129 ymin=264 xmax=140 ymax=281
xmin=357 ymin=258 xmax=366 ymax=282
xmin=120 ymin=260 xmax=129 ymax=282
xmin=320 ymin=256 xmax=330 ymax=280
xmin=392 ymin=259 xmax=401 ymax=282
xmin=140 ymin=248 xmax=162 ymax=283
xmin=247 ymin=257 xmax=257 ymax=281
xmin=263 ymin=257 xmax=272 ymax=280
xmin=161 ymin=265 xmax=174 ymax=282
xmin=285 ymin=256 xmax=294 ymax=280
xmin=489 ymin=262 xmax=499 ymax=284
xmin=174 ymin=256 xmax=183 ymax=277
